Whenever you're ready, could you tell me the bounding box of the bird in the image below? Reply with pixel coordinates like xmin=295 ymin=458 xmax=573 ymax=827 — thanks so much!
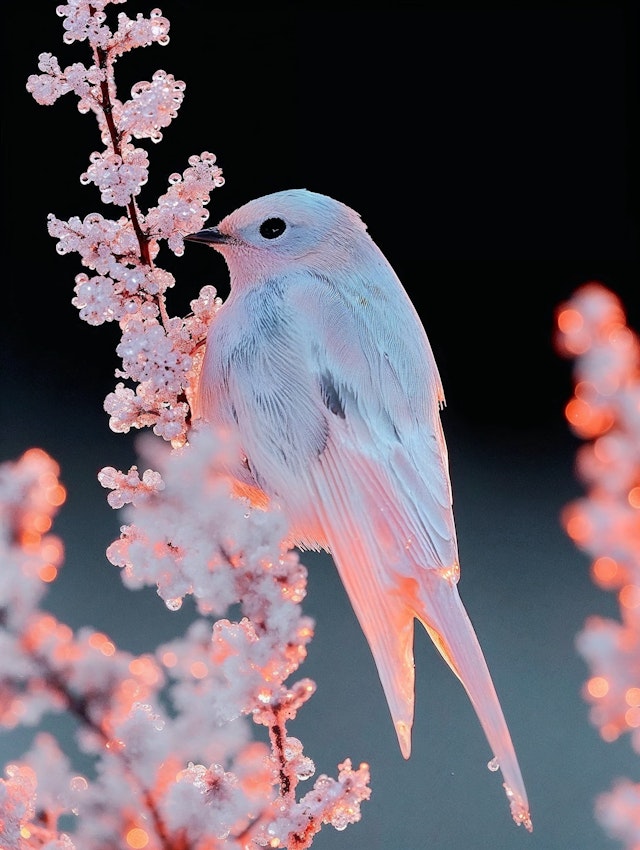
xmin=184 ymin=188 xmax=532 ymax=831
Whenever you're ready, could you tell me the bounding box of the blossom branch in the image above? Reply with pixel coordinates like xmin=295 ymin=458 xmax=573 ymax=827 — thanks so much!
xmin=556 ymin=281 xmax=640 ymax=849
xmin=9 ymin=4 xmax=372 ymax=848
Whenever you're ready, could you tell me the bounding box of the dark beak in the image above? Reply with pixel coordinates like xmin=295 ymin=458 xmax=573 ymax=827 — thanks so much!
xmin=184 ymin=227 xmax=229 ymax=245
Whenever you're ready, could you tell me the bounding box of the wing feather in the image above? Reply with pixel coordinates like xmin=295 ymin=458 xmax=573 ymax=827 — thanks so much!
xmin=198 ymin=268 xmax=531 ymax=828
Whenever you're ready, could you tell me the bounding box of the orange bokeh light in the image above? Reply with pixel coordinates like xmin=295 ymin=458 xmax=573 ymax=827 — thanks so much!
xmin=126 ymin=827 xmax=149 ymax=849
xmin=625 ymin=687 xmax=640 ymax=707
xmin=38 ymin=564 xmax=58 ymax=583
xmin=46 ymin=484 xmax=67 ymax=507
xmin=620 ymin=584 xmax=640 ymax=610
xmin=564 ymin=511 xmax=591 ymax=545
xmin=89 ymin=632 xmax=116 ymax=656
xmin=565 ymin=397 xmax=613 ymax=438
xmin=190 ymin=661 xmax=208 ymax=679
xmin=128 ymin=657 xmax=161 ymax=684
xmin=625 ymin=707 xmax=640 ymax=728
xmin=32 ymin=513 xmax=52 ymax=533
xmin=629 ymin=487 xmax=640 ymax=509
xmin=557 ymin=308 xmax=584 ymax=335
xmin=600 ymin=722 xmax=620 ymax=743
xmin=23 ymin=447 xmax=58 ymax=470
xmin=586 ymin=676 xmax=609 ymax=699
xmin=20 ymin=529 xmax=42 ymax=548
xmin=42 ymin=539 xmax=63 ymax=562
xmin=591 ymin=556 xmax=620 ymax=585
xmin=129 ymin=659 xmax=145 ymax=676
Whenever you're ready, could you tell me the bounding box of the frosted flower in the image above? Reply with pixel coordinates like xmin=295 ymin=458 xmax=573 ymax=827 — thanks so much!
xmin=152 ymin=401 xmax=190 ymax=441
xmin=147 ymin=152 xmax=225 ymax=254
xmin=115 ymin=317 xmax=191 ymax=394
xmin=26 ymin=53 xmax=70 ymax=104
xmin=72 ymin=273 xmax=119 ymax=324
xmin=164 ymin=762 xmax=250 ymax=840
xmin=103 ymin=383 xmax=150 ymax=433
xmin=111 ymin=703 xmax=169 ymax=785
xmin=98 ymin=465 xmax=164 ymax=508
xmin=120 ymin=70 xmax=185 ymax=142
xmin=20 ymin=733 xmax=83 ymax=820
xmin=48 ymin=213 xmax=138 ymax=276
xmin=57 ymin=1 xmax=113 ymax=48
xmin=110 ymin=9 xmax=171 ymax=58
xmin=81 ymin=147 xmax=149 ymax=206
xmin=263 ymin=760 xmax=371 ymax=849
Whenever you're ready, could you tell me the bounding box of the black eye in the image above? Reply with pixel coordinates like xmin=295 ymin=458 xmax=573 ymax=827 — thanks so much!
xmin=259 ymin=217 xmax=286 ymax=239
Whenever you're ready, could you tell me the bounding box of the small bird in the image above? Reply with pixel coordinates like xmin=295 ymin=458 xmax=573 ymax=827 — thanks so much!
xmin=185 ymin=189 xmax=532 ymax=831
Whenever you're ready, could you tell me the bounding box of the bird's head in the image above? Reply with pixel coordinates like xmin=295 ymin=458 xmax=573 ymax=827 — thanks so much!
xmin=185 ymin=189 xmax=372 ymax=284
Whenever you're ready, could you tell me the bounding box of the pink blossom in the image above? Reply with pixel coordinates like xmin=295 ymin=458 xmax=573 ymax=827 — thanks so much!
xmin=13 ymin=3 xmax=372 ymax=846
xmin=120 ymin=70 xmax=186 ymax=142
xmin=81 ymin=147 xmax=150 ymax=206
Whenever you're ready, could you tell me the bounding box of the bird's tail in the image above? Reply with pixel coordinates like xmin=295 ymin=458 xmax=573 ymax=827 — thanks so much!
xmin=332 ymin=540 xmax=531 ymax=832
xmin=330 ymin=542 xmax=418 ymax=760
xmin=299 ymin=441 xmax=532 ymax=830
xmin=410 ymin=570 xmax=532 ymax=831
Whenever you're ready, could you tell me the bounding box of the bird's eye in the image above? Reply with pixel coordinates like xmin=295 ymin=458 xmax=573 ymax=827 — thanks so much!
xmin=259 ymin=217 xmax=287 ymax=239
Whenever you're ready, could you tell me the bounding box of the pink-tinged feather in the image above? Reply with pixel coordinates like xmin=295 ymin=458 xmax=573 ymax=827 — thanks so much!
xmin=301 ymin=436 xmax=532 ymax=832
xmin=190 ymin=188 xmax=532 ymax=832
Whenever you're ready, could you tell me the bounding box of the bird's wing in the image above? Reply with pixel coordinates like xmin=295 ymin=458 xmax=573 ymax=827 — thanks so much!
xmin=214 ymin=270 xmax=457 ymax=563
xmin=211 ymin=271 xmax=531 ymax=829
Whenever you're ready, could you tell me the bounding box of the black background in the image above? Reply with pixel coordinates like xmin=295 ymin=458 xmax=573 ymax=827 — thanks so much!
xmin=2 ymin=3 xmax=639 ymax=849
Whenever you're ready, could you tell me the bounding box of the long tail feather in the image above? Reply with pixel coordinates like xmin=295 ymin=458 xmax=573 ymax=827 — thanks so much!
xmin=411 ymin=570 xmax=532 ymax=831
xmin=333 ymin=546 xmax=417 ymax=759
xmin=296 ymin=439 xmax=532 ymax=830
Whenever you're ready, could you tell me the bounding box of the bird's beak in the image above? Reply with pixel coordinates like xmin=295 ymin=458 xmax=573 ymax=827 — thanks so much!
xmin=184 ymin=227 xmax=229 ymax=245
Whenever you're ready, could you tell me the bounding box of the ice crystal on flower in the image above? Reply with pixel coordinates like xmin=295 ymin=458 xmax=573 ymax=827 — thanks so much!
xmin=98 ymin=465 xmax=164 ymax=508
xmin=147 ymin=152 xmax=225 ymax=254
xmin=120 ymin=71 xmax=185 ymax=142
xmin=82 ymin=147 xmax=149 ymax=206
xmin=110 ymin=10 xmax=171 ymax=57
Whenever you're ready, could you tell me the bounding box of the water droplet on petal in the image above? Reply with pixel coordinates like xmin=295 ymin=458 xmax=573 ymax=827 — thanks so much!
xmin=70 ymin=775 xmax=88 ymax=791
xmin=487 ymin=756 xmax=500 ymax=772
xmin=165 ymin=597 xmax=183 ymax=611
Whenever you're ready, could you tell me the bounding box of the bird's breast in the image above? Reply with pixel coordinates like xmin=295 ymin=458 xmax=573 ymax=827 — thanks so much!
xmin=197 ymin=283 xmax=334 ymax=499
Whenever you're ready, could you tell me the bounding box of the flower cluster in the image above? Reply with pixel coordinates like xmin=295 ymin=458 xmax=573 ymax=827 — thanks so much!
xmin=6 ymin=2 xmax=371 ymax=847
xmin=555 ymin=281 xmax=640 ymax=848
xmin=27 ymin=2 xmax=224 ymax=447
xmin=0 ymin=444 xmax=370 ymax=849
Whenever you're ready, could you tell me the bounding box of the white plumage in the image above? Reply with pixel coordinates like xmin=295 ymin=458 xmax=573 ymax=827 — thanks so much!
xmin=186 ymin=189 xmax=531 ymax=831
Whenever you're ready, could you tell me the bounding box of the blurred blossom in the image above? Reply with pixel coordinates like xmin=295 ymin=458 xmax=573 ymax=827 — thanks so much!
xmin=556 ymin=281 xmax=640 ymax=848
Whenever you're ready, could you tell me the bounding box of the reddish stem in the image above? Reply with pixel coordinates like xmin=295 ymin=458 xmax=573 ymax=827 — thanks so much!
xmin=26 ymin=639 xmax=179 ymax=850
xmin=90 ymin=12 xmax=172 ymax=331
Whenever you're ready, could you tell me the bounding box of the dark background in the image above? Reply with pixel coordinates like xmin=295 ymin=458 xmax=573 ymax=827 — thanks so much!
xmin=2 ymin=2 xmax=639 ymax=848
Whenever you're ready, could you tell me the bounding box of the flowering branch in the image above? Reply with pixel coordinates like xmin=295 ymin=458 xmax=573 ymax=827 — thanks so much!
xmin=555 ymin=281 xmax=640 ymax=848
xmin=3 ymin=2 xmax=371 ymax=848
xmin=27 ymin=1 xmax=224 ymax=445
